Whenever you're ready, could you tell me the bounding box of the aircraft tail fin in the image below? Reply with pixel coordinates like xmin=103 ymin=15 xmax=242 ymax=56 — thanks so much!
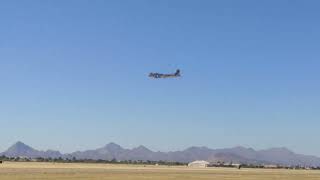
xmin=175 ymin=69 xmax=181 ymax=76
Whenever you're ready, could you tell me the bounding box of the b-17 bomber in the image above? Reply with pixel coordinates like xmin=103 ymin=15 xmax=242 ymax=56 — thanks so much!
xmin=149 ymin=69 xmax=181 ymax=79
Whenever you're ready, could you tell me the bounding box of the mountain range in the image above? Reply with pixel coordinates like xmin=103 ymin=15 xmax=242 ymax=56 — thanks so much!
xmin=1 ymin=141 xmax=320 ymax=166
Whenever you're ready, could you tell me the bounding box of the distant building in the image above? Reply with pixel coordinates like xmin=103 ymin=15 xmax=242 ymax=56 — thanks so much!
xmin=231 ymin=163 xmax=242 ymax=168
xmin=264 ymin=164 xmax=278 ymax=169
xmin=188 ymin=160 xmax=209 ymax=168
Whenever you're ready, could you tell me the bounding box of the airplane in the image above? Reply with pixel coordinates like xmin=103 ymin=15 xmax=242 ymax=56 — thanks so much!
xmin=149 ymin=69 xmax=181 ymax=79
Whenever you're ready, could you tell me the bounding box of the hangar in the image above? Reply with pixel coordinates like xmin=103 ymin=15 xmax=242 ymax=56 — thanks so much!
xmin=188 ymin=160 xmax=209 ymax=168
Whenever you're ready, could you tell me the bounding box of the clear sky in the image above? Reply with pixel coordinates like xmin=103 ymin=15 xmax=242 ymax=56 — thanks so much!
xmin=0 ymin=0 xmax=319 ymax=155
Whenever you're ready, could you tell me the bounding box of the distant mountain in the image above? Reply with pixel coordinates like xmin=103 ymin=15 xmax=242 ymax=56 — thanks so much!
xmin=68 ymin=142 xmax=126 ymax=160
xmin=0 ymin=141 xmax=62 ymax=158
xmin=1 ymin=141 xmax=37 ymax=157
xmin=257 ymin=147 xmax=320 ymax=166
xmin=2 ymin=141 xmax=320 ymax=166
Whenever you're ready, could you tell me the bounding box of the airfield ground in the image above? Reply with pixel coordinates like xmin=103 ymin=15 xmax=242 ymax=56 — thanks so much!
xmin=0 ymin=162 xmax=320 ymax=180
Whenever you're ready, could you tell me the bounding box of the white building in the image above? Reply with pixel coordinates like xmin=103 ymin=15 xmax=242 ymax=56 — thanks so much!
xmin=188 ymin=160 xmax=210 ymax=168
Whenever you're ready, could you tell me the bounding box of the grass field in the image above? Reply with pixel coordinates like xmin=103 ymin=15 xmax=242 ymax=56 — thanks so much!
xmin=1 ymin=162 xmax=320 ymax=180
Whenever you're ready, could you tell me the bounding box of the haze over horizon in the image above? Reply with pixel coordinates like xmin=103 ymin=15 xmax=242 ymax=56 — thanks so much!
xmin=1 ymin=1 xmax=319 ymax=156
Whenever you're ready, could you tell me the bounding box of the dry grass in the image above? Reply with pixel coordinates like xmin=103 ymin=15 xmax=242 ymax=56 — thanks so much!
xmin=0 ymin=162 xmax=320 ymax=180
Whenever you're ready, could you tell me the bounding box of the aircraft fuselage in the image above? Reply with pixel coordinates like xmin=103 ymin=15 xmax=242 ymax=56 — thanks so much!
xmin=149 ymin=69 xmax=181 ymax=79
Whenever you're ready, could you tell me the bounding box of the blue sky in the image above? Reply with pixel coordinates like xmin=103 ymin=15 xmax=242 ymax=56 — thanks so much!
xmin=0 ymin=0 xmax=319 ymax=155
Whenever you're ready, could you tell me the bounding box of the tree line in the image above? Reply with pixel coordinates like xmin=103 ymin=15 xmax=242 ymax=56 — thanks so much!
xmin=0 ymin=155 xmax=186 ymax=166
